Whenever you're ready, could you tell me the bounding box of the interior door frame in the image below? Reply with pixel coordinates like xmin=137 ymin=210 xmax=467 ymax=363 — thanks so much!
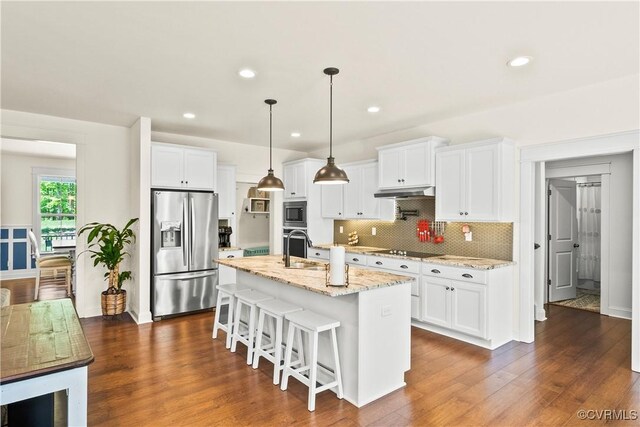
xmin=518 ymin=130 xmax=640 ymax=372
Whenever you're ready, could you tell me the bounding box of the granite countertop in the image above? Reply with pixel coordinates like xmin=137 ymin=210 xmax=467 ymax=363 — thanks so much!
xmin=219 ymin=246 xmax=242 ymax=252
xmin=217 ymin=255 xmax=414 ymax=297
xmin=312 ymin=243 xmax=514 ymax=270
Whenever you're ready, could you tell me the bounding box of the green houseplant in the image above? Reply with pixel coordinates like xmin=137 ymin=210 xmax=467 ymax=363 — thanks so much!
xmin=78 ymin=218 xmax=138 ymax=316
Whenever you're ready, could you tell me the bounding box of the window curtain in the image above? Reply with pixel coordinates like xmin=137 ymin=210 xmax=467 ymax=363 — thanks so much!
xmin=576 ymin=184 xmax=601 ymax=282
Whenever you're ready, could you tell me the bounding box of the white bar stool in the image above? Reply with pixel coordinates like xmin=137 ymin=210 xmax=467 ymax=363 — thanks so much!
xmin=230 ymin=289 xmax=273 ymax=365
xmin=280 ymin=310 xmax=344 ymax=412
xmin=252 ymin=299 xmax=303 ymax=385
xmin=212 ymin=283 xmax=249 ymax=348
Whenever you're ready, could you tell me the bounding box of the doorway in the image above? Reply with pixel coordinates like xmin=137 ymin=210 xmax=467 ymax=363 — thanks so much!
xmin=547 ymin=176 xmax=602 ymax=314
xmin=0 ymin=138 xmax=77 ymax=303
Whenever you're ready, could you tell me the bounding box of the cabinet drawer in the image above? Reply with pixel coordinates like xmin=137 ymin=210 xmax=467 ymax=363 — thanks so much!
xmin=411 ymin=295 xmax=420 ymax=319
xmin=309 ymin=248 xmax=330 ymax=260
xmin=422 ymin=263 xmax=487 ymax=284
xmin=367 ymin=256 xmax=420 ymax=274
xmin=346 ymin=254 xmax=367 ymax=266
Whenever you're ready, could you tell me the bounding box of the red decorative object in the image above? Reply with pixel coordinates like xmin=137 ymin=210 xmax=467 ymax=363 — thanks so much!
xmin=417 ymin=219 xmax=431 ymax=242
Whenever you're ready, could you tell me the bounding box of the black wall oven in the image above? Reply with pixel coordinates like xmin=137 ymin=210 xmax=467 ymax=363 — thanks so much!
xmin=283 ymin=228 xmax=308 ymax=258
xmin=283 ymin=201 xmax=307 ymax=228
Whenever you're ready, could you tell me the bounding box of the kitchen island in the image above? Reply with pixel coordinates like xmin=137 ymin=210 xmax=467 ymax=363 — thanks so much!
xmin=216 ymin=255 xmax=413 ymax=407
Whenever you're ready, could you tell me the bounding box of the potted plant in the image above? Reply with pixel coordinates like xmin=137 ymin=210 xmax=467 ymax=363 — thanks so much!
xmin=78 ymin=218 xmax=138 ymax=316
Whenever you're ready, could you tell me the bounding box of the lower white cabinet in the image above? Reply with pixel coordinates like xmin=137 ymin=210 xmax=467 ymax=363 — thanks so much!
xmin=308 ymin=248 xmax=330 ymax=261
xmin=419 ymin=262 xmax=513 ymax=349
xmin=218 ymin=250 xmax=244 ymax=286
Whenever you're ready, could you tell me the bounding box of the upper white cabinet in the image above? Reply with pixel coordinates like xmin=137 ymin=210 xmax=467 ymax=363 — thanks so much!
xmin=217 ymin=164 xmax=236 ymax=219
xmin=435 ymin=138 xmax=515 ymax=222
xmin=151 ymin=143 xmax=217 ymax=190
xmin=377 ymin=137 xmax=448 ymax=190
xmin=283 ymin=161 xmax=309 ymax=199
xmin=321 ymin=160 xmax=394 ymax=220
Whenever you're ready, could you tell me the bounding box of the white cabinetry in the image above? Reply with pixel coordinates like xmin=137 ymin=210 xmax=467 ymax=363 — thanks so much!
xmin=151 ymin=143 xmax=217 ymax=190
xmin=217 ymin=165 xmax=236 ymax=219
xmin=367 ymin=255 xmax=420 ymax=319
xmin=418 ymin=262 xmax=513 ymax=349
xmin=377 ymin=137 xmax=448 ymax=190
xmin=322 ymin=160 xmax=394 ymax=220
xmin=283 ymin=161 xmax=308 ymax=199
xmin=308 ymin=248 xmax=330 ymax=261
xmin=435 ymin=138 xmax=514 ymax=222
xmin=218 ymin=250 xmax=244 ymax=287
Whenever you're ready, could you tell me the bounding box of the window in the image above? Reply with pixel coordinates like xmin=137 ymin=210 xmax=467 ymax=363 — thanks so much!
xmin=37 ymin=175 xmax=76 ymax=252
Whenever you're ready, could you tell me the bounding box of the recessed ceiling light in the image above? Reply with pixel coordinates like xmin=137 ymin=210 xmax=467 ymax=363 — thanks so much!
xmin=238 ymin=68 xmax=256 ymax=78
xmin=367 ymin=106 xmax=381 ymax=113
xmin=291 ymin=132 xmax=301 ymax=138
xmin=507 ymin=56 xmax=532 ymax=67
xmin=183 ymin=112 xmax=195 ymax=119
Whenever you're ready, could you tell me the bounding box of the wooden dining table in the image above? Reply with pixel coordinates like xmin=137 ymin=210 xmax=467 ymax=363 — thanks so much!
xmin=0 ymin=298 xmax=94 ymax=425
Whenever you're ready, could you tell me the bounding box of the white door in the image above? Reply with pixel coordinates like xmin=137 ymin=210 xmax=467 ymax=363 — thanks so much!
xmin=359 ymin=163 xmax=379 ymax=218
xmin=378 ymin=148 xmax=402 ymax=189
xmin=421 ymin=276 xmax=451 ymax=327
xmin=184 ymin=149 xmax=216 ymax=190
xmin=403 ymin=143 xmax=429 ymax=187
xmin=343 ymin=165 xmax=360 ymax=218
xmin=435 ymin=150 xmax=465 ymax=220
xmin=450 ymin=280 xmax=487 ymax=338
xmin=151 ymin=145 xmax=184 ymax=188
xmin=548 ymin=179 xmax=578 ymax=302
xmin=465 ymin=144 xmax=500 ymax=220
xmin=283 ymin=164 xmax=296 ymax=199
xmin=321 ymin=184 xmax=344 ymax=218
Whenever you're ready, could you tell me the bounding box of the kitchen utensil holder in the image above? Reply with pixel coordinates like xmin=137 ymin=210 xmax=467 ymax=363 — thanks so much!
xmin=325 ymin=263 xmax=349 ymax=287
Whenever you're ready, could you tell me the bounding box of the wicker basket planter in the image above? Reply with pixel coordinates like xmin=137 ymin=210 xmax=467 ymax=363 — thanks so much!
xmin=101 ymin=289 xmax=126 ymax=316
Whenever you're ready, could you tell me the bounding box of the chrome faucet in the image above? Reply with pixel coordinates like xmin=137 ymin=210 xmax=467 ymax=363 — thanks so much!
xmin=284 ymin=229 xmax=313 ymax=267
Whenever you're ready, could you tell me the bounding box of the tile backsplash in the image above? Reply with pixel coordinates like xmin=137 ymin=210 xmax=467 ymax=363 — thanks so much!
xmin=333 ymin=199 xmax=513 ymax=261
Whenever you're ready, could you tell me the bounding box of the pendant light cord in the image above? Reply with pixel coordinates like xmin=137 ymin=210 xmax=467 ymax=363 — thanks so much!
xmin=329 ymin=74 xmax=333 ymax=158
xmin=269 ymin=103 xmax=273 ymax=170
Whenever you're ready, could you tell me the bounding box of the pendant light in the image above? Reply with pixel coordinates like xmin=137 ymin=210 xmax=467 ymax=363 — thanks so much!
xmin=313 ymin=67 xmax=349 ymax=185
xmin=257 ymin=99 xmax=285 ymax=192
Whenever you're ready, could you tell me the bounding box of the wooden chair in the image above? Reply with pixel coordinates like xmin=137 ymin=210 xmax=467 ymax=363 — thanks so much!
xmin=28 ymin=230 xmax=73 ymax=299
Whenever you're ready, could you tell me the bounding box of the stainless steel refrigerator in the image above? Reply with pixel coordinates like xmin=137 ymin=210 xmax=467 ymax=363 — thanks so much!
xmin=151 ymin=190 xmax=219 ymax=318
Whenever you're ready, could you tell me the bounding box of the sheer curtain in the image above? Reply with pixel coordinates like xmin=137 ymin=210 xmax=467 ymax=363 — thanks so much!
xmin=577 ymin=184 xmax=601 ymax=282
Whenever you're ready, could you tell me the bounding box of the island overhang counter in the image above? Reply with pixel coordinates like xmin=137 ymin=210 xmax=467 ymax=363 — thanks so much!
xmin=216 ymin=255 xmax=413 ymax=408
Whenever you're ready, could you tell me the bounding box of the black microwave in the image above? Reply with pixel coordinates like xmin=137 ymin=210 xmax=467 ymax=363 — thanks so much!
xmin=283 ymin=201 xmax=307 ymax=228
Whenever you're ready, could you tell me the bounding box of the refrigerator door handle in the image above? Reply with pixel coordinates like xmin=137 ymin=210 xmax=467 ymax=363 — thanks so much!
xmin=190 ymin=194 xmax=196 ymax=269
xmin=162 ymin=271 xmax=218 ymax=281
xmin=182 ymin=199 xmax=188 ymax=267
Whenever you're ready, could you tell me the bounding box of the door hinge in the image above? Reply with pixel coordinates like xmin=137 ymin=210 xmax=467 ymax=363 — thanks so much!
xmin=548 ymin=234 xmax=551 ymax=241
xmin=548 ymin=189 xmax=552 ymax=196
xmin=547 ymin=279 xmax=551 ymax=285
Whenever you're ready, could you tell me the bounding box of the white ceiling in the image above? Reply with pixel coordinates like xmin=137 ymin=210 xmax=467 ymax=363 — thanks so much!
xmin=1 ymin=2 xmax=638 ymax=152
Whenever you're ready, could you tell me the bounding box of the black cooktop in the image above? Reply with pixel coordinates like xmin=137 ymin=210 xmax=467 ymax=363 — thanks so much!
xmin=370 ymin=249 xmax=441 ymax=259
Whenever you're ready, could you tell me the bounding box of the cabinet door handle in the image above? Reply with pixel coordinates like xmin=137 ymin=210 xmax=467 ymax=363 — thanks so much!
xmin=181 ymin=180 xmax=184 ymax=184
xmin=291 ymin=192 xmax=295 ymax=195
xmin=462 ymin=273 xmax=473 ymax=279
xmin=227 ymin=255 xmax=234 ymax=258
xmin=397 ymin=179 xmax=401 ymax=183
xmin=459 ymin=212 xmax=464 ymax=215
xmin=451 ymin=287 xmax=455 ymax=291
xmin=338 ymin=212 xmax=341 ymax=215
xmin=375 ymin=261 xmax=383 ymax=265
xmin=400 ymin=265 xmax=408 ymax=269
xmin=315 ymin=252 xmax=321 ymax=256
xmin=464 ymin=212 xmax=468 ymax=215
xmin=352 ymin=258 xmax=359 ymax=262
xmin=401 ymin=179 xmax=405 ymax=183
xmin=446 ymin=287 xmax=450 ymax=291
xmin=431 ymin=269 xmax=441 ymax=274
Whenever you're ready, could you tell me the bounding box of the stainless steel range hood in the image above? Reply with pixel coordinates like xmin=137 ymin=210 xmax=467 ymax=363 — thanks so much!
xmin=374 ymin=187 xmax=435 ymax=199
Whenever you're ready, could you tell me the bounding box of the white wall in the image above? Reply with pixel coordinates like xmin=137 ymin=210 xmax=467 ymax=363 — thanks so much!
xmin=547 ymin=153 xmax=633 ymax=318
xmin=1 ymin=109 xmax=132 ymax=319
xmin=0 ymin=152 xmax=75 ymax=225
xmin=236 ymin=182 xmax=270 ymax=249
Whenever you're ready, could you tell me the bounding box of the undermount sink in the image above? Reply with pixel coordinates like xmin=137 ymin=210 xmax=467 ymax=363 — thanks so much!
xmin=285 ymin=261 xmax=326 ymax=271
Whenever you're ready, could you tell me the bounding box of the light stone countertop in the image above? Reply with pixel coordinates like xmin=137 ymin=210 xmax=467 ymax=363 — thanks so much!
xmin=219 ymin=246 xmax=242 ymax=252
xmin=216 ymin=255 xmax=414 ymax=297
xmin=312 ymin=243 xmax=514 ymax=270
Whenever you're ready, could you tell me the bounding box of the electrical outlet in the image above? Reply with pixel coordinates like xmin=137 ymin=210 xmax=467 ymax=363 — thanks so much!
xmin=372 ymin=227 xmax=377 ymax=236
xmin=339 ymin=226 xmax=344 ymax=233
xmin=381 ymin=305 xmax=392 ymax=317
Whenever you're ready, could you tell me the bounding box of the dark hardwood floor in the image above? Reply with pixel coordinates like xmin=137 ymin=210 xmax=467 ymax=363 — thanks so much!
xmin=3 ymin=279 xmax=637 ymax=426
